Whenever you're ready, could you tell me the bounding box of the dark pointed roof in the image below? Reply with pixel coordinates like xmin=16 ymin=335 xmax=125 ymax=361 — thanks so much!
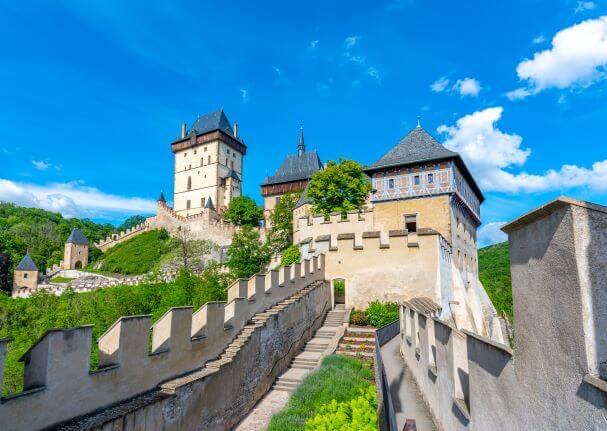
xmin=225 ymin=169 xmax=241 ymax=182
xmin=204 ymin=197 xmax=215 ymax=210
xmin=190 ymin=109 xmax=233 ymax=136
xmin=66 ymin=228 xmax=88 ymax=245
xmin=367 ymin=126 xmax=458 ymax=171
xmin=158 ymin=191 xmax=166 ymax=203
xmin=295 ymin=182 xmax=312 ymax=209
xmin=262 ymin=151 xmax=322 ymax=186
xmin=16 ymin=252 xmax=37 ymax=271
xmin=365 ymin=126 xmax=484 ymax=202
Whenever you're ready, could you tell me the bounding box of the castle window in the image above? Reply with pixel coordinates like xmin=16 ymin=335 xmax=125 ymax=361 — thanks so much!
xmin=208 ymin=155 xmax=211 ymax=164
xmin=428 ymin=173 xmax=434 ymax=184
xmin=194 ymin=150 xmax=197 ymax=155
xmin=405 ymin=214 xmax=417 ymax=233
xmin=187 ymin=177 xmax=192 ymax=190
xmin=227 ymin=149 xmax=230 ymax=155
xmin=186 ymin=200 xmax=191 ymax=209
xmin=184 ymin=153 xmax=187 ymax=157
xmin=24 ymin=273 xmax=28 ymax=279
xmin=204 ymin=146 xmax=207 ymax=151
xmin=201 ymin=158 xmax=204 ymax=166
xmin=231 ymin=161 xmax=234 ymax=169
xmin=388 ymin=179 xmax=395 ymax=189
xmin=414 ymin=175 xmax=420 ymax=185
xmin=201 ymin=197 xmax=205 ymax=207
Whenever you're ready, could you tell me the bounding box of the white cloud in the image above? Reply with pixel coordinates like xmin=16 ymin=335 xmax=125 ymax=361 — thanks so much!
xmin=32 ymin=160 xmax=51 ymax=171
xmin=509 ymin=16 xmax=607 ymax=99
xmin=506 ymin=87 xmax=534 ymax=100
xmin=431 ymin=77 xmax=450 ymax=92
xmin=478 ymin=222 xmax=508 ymax=247
xmin=345 ymin=35 xmax=360 ymax=48
xmin=438 ymin=106 xmax=607 ymax=193
xmin=0 ymin=178 xmax=155 ymax=219
xmin=532 ymin=34 xmax=546 ymax=44
xmin=239 ymin=88 xmax=249 ymax=103
xmin=453 ymin=77 xmax=481 ymax=97
xmin=309 ymin=39 xmax=319 ymax=49
xmin=575 ymin=1 xmax=596 ymax=13
xmin=367 ymin=67 xmax=381 ymax=83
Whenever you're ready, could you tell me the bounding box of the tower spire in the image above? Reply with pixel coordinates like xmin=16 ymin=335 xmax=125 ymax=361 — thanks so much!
xmin=416 ymin=115 xmax=422 ymax=128
xmin=298 ymin=126 xmax=305 ymax=156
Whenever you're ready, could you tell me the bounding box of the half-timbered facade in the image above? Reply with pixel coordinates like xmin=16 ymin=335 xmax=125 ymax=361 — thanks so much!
xmin=365 ymin=124 xmax=484 ymax=273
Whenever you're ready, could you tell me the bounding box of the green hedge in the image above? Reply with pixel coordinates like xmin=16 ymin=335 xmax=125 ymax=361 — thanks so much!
xmin=267 ymin=355 xmax=376 ymax=431
xmin=349 ymin=301 xmax=399 ymax=327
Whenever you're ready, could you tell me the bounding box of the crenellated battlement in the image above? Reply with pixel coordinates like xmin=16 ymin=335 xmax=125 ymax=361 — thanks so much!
xmin=398 ymin=197 xmax=607 ymax=430
xmin=95 ymin=222 xmax=149 ymax=251
xmin=295 ymin=209 xmax=375 ymax=244
xmin=0 ymin=256 xmax=325 ymax=431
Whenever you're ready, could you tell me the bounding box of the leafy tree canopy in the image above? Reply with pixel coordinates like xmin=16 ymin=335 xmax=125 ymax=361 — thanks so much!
xmin=226 ymin=226 xmax=270 ymax=278
xmin=223 ymin=196 xmax=263 ymax=227
xmin=280 ymin=244 xmax=301 ymax=266
xmin=268 ymin=192 xmax=300 ymax=253
xmin=307 ymin=159 xmax=372 ymax=218
xmin=0 ymin=203 xmax=114 ymax=288
xmin=116 ymin=215 xmax=147 ymax=232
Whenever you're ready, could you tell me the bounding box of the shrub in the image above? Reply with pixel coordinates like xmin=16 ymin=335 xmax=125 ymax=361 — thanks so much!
xmin=267 ymin=355 xmax=374 ymax=431
xmin=226 ymin=226 xmax=271 ymax=278
xmin=350 ymin=310 xmax=368 ymax=326
xmin=365 ymin=301 xmax=399 ymax=327
xmin=333 ymin=279 xmax=345 ymax=294
xmin=280 ymin=244 xmax=301 ymax=266
xmin=304 ymin=385 xmax=378 ymax=431
xmin=223 ymin=196 xmax=263 ymax=227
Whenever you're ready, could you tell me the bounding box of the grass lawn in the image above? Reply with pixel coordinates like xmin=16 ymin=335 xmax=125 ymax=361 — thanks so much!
xmin=92 ymin=229 xmax=175 ymax=275
xmin=267 ymin=355 xmax=375 ymax=431
xmin=49 ymin=276 xmax=74 ymax=283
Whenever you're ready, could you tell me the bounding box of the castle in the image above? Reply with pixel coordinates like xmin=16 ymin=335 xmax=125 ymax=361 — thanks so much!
xmin=3 ymin=108 xmax=607 ymax=430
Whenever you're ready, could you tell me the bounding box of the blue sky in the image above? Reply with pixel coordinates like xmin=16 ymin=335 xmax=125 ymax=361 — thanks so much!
xmin=1 ymin=0 xmax=606 ymax=246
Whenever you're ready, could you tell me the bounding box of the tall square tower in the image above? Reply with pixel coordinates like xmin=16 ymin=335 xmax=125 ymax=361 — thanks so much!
xmin=171 ymin=110 xmax=246 ymax=217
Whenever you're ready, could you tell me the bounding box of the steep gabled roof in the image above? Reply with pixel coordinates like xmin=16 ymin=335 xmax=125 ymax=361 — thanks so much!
xmin=365 ymin=126 xmax=484 ymax=202
xmin=366 ymin=126 xmax=458 ymax=171
xmin=16 ymin=252 xmax=37 ymax=271
xmin=295 ymin=182 xmax=312 ymax=209
xmin=66 ymin=228 xmax=88 ymax=245
xmin=262 ymin=151 xmax=322 ymax=186
xmin=190 ymin=109 xmax=233 ymax=136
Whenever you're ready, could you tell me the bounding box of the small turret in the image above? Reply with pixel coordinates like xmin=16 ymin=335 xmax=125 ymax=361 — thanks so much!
xmin=158 ymin=191 xmax=166 ymax=204
xmin=62 ymin=229 xmax=89 ymax=270
xmin=13 ymin=252 xmax=39 ymax=291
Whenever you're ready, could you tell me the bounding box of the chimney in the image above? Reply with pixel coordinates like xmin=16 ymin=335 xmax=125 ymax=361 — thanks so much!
xmin=233 ymin=123 xmax=238 ymax=138
xmin=181 ymin=122 xmax=187 ymax=139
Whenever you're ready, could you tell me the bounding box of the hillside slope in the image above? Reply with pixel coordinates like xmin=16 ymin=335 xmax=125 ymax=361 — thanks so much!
xmin=0 ymin=203 xmax=114 ymax=290
xmin=92 ymin=229 xmax=175 ymax=275
xmin=478 ymin=241 xmax=512 ymax=320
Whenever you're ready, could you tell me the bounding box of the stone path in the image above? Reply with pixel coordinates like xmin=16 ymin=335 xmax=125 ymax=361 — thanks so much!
xmin=381 ymin=336 xmax=437 ymax=431
xmin=233 ymin=305 xmax=346 ymax=431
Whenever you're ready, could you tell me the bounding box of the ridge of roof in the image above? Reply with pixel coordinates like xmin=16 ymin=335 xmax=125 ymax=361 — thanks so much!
xmin=190 ymin=109 xmax=233 ymax=136
xmin=16 ymin=252 xmax=38 ymax=271
xmin=66 ymin=228 xmax=89 ymax=245
xmin=262 ymin=150 xmax=322 ymax=186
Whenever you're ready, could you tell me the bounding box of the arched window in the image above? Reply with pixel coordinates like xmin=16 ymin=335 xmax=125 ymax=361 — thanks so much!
xmin=187 ymin=177 xmax=192 ymax=190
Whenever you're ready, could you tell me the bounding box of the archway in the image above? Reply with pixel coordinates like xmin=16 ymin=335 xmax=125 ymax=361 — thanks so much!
xmin=74 ymin=261 xmax=83 ymax=269
xmin=333 ymin=278 xmax=346 ymax=305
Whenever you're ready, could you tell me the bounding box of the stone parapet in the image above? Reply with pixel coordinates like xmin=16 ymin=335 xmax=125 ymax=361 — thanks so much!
xmin=398 ymin=196 xmax=607 ymax=430
xmin=0 ymin=256 xmax=325 ymax=431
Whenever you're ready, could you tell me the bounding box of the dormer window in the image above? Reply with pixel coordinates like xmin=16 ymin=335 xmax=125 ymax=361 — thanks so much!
xmin=414 ymin=175 xmax=420 ymax=185
xmin=428 ymin=173 xmax=434 ymax=184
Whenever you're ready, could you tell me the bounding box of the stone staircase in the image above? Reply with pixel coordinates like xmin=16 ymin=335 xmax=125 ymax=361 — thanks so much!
xmin=336 ymin=327 xmax=376 ymax=359
xmin=204 ymin=281 xmax=323 ymax=371
xmin=272 ymin=304 xmax=347 ymax=392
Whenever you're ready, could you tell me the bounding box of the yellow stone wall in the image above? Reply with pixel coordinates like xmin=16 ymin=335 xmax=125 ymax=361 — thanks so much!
xmin=13 ymin=269 xmax=38 ymax=290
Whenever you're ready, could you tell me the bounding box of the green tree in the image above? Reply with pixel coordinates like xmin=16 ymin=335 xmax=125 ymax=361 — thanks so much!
xmin=223 ymin=196 xmax=263 ymax=227
xmin=268 ymin=192 xmax=300 ymax=253
xmin=117 ymin=215 xmax=147 ymax=232
xmin=307 ymin=159 xmax=372 ymax=218
xmin=280 ymin=244 xmax=301 ymax=266
xmin=226 ymin=226 xmax=270 ymax=278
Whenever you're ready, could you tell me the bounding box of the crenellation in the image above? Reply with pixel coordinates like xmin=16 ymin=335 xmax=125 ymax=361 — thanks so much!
xmin=151 ymin=307 xmax=193 ymax=354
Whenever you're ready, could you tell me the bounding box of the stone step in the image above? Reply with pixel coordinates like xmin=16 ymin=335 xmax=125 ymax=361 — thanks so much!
xmin=272 ymin=384 xmax=294 ymax=393
xmin=291 ymin=364 xmax=315 ymax=370
xmin=342 ymin=336 xmax=376 ymax=343
xmin=274 ymin=381 xmax=299 ymax=389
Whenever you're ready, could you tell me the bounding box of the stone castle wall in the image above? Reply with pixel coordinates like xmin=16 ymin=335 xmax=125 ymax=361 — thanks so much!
xmin=0 ymin=256 xmax=325 ymax=431
xmin=399 ymin=197 xmax=607 ymax=430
